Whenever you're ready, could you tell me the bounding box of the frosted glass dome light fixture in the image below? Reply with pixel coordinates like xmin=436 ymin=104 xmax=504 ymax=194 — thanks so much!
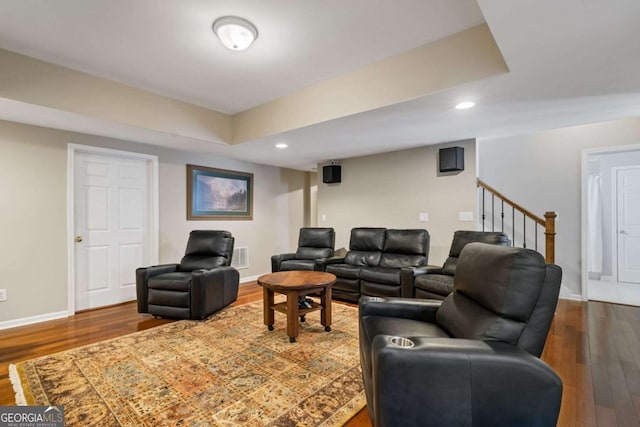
xmin=455 ymin=101 xmax=476 ymax=110
xmin=213 ymin=16 xmax=258 ymax=51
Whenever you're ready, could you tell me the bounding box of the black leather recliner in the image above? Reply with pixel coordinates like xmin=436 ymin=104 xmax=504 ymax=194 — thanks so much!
xmin=325 ymin=228 xmax=429 ymax=302
xmin=136 ymin=230 xmax=239 ymax=320
xmin=413 ymin=230 xmax=510 ymax=299
xmin=359 ymin=242 xmax=562 ymax=427
xmin=271 ymin=227 xmax=335 ymax=272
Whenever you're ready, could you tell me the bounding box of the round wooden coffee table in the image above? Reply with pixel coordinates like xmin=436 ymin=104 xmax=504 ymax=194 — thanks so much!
xmin=257 ymin=271 xmax=336 ymax=343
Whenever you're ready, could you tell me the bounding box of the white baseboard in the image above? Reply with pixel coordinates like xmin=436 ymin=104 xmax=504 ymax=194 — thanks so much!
xmin=0 ymin=310 xmax=70 ymax=331
xmin=240 ymin=274 xmax=263 ymax=284
xmin=1 ymin=277 xmax=263 ymax=330
xmin=559 ymin=285 xmax=584 ymax=301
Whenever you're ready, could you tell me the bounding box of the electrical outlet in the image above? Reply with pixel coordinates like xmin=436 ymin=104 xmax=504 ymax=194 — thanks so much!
xmin=0 ymin=289 xmax=7 ymax=302
xmin=419 ymin=212 xmax=429 ymax=222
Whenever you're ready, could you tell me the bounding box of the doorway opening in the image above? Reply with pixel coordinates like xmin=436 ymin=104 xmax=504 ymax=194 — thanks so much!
xmin=582 ymin=144 xmax=640 ymax=305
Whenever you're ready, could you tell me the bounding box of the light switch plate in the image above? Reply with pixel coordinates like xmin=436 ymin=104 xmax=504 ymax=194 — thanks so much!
xmin=459 ymin=211 xmax=474 ymax=221
xmin=0 ymin=289 xmax=6 ymax=302
xmin=419 ymin=212 xmax=429 ymax=222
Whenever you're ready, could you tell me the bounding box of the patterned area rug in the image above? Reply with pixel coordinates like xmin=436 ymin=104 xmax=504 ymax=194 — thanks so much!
xmin=10 ymin=300 xmax=365 ymax=426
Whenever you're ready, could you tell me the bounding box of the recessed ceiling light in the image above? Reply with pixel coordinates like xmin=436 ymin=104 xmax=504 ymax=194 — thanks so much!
xmin=212 ymin=16 xmax=258 ymax=51
xmin=275 ymin=143 xmax=288 ymax=149
xmin=455 ymin=101 xmax=476 ymax=110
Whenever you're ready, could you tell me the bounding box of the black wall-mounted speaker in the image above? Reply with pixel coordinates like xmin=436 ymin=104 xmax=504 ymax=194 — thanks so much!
xmin=439 ymin=147 xmax=464 ymax=172
xmin=323 ymin=165 xmax=341 ymax=184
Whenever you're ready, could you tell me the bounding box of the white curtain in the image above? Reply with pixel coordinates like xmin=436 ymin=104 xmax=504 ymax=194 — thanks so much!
xmin=587 ymin=173 xmax=603 ymax=276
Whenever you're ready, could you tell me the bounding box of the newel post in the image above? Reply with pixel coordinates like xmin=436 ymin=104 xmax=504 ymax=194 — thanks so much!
xmin=544 ymin=212 xmax=557 ymax=264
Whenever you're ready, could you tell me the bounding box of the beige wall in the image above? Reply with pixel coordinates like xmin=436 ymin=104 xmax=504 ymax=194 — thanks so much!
xmin=316 ymin=140 xmax=477 ymax=265
xmin=0 ymin=123 xmax=68 ymax=323
xmin=477 ymin=116 xmax=640 ymax=298
xmin=0 ymin=120 xmax=306 ymax=325
xmin=152 ymin=148 xmax=306 ymax=267
xmin=309 ymin=172 xmax=318 ymax=227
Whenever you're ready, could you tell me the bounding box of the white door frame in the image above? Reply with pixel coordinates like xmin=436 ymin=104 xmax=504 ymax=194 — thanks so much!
xmin=67 ymin=144 xmax=159 ymax=314
xmin=581 ymin=143 xmax=640 ymax=301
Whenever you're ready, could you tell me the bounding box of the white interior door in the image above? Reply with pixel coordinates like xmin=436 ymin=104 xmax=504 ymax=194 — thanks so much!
xmin=74 ymin=152 xmax=151 ymax=310
xmin=617 ymin=167 xmax=640 ymax=284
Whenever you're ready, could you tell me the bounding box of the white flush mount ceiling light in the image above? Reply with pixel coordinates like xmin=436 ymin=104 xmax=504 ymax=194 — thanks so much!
xmin=212 ymin=16 xmax=258 ymax=51
xmin=275 ymin=143 xmax=288 ymax=149
xmin=455 ymin=101 xmax=476 ymax=110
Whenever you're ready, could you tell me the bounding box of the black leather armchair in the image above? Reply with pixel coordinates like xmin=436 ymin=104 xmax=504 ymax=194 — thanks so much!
xmin=271 ymin=227 xmax=335 ymax=272
xmin=359 ymin=242 xmax=562 ymax=427
xmin=136 ymin=230 xmax=239 ymax=320
xmin=413 ymin=230 xmax=510 ymax=299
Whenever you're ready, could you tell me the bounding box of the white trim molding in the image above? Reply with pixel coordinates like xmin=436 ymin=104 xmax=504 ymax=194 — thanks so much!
xmin=240 ymin=274 xmax=263 ymax=284
xmin=559 ymin=285 xmax=583 ymax=301
xmin=0 ymin=310 xmax=70 ymax=331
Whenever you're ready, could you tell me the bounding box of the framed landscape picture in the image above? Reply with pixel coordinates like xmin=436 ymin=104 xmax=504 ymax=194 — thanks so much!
xmin=187 ymin=164 xmax=253 ymax=220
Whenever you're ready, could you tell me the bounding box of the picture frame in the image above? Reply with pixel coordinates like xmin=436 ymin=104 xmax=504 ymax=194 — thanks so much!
xmin=187 ymin=164 xmax=253 ymax=220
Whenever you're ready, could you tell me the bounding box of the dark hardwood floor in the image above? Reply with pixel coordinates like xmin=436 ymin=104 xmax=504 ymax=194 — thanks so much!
xmin=1 ymin=283 xmax=639 ymax=426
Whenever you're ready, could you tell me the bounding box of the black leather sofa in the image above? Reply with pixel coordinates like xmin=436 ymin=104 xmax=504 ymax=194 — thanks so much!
xmin=413 ymin=230 xmax=510 ymax=299
xmin=136 ymin=230 xmax=239 ymax=320
xmin=325 ymin=227 xmax=429 ymax=302
xmin=271 ymin=227 xmax=335 ymax=272
xmin=359 ymin=242 xmax=563 ymax=426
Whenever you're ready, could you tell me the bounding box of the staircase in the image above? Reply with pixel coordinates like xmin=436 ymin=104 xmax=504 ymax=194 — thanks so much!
xmin=477 ymin=179 xmax=556 ymax=264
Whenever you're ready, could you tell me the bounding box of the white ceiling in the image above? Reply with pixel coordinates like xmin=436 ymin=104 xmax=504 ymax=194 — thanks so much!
xmin=1 ymin=0 xmax=639 ymax=170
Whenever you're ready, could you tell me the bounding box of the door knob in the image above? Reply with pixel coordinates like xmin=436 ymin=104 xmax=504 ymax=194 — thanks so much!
xmin=74 ymin=236 xmax=83 ymax=242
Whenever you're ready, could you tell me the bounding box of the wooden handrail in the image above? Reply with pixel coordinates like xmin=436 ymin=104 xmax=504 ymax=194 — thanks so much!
xmin=477 ymin=179 xmax=544 ymax=225
xmin=477 ymin=178 xmax=556 ymax=264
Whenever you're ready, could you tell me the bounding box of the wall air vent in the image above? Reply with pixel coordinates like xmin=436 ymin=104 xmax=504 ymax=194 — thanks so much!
xmin=232 ymin=247 xmax=249 ymax=269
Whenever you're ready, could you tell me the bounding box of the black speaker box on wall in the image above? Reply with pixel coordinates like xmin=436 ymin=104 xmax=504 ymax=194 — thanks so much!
xmin=439 ymin=146 xmax=464 ymax=172
xmin=323 ymin=165 xmax=341 ymax=183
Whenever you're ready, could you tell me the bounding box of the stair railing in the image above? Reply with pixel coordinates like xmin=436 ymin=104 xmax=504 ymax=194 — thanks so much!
xmin=477 ymin=178 xmax=556 ymax=264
